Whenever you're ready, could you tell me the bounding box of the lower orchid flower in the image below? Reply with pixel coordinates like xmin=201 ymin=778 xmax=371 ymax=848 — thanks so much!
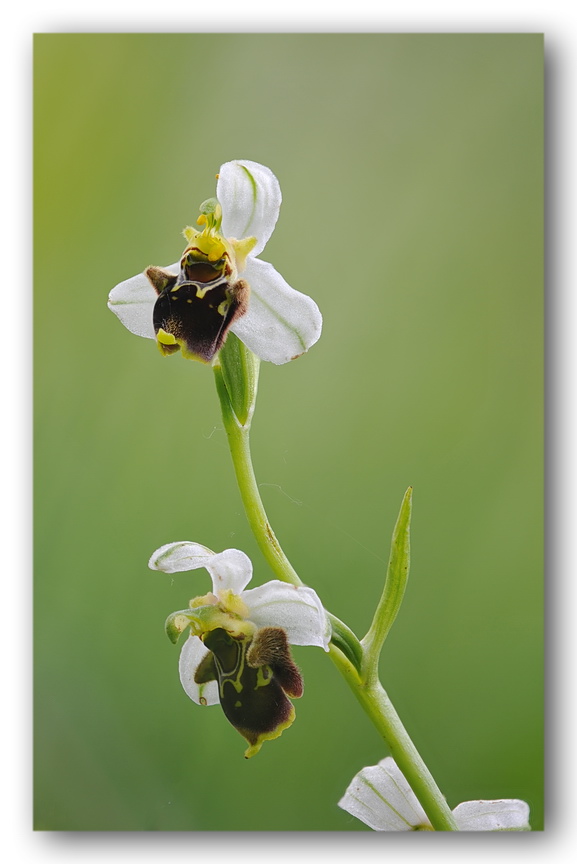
xmin=149 ymin=542 xmax=330 ymax=758
xmin=338 ymin=757 xmax=531 ymax=831
xmin=108 ymin=159 xmax=322 ymax=365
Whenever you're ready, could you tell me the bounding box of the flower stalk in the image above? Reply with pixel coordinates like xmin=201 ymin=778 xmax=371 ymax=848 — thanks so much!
xmin=213 ymin=346 xmax=302 ymax=589
xmin=214 ymin=343 xmax=457 ymax=830
xmin=215 ymin=338 xmax=362 ymax=672
xmin=341 ymin=672 xmax=458 ymax=831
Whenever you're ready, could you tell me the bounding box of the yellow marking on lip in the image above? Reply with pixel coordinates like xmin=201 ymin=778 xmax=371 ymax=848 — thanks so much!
xmin=156 ymin=328 xmax=177 ymax=346
xmin=242 ymin=703 xmax=296 ymax=759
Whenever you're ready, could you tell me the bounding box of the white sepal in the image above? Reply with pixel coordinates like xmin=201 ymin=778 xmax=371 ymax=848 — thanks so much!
xmin=241 ymin=580 xmax=331 ymax=651
xmin=452 ymin=799 xmax=531 ymax=831
xmin=178 ymin=635 xmax=219 ymax=706
xmin=217 ymin=159 xmax=281 ymax=257
xmin=108 ymin=262 xmax=178 ymax=339
xmin=339 ymin=757 xmax=532 ymax=832
xmin=231 ymin=257 xmax=323 ymax=364
xmin=338 ymin=757 xmax=428 ymax=831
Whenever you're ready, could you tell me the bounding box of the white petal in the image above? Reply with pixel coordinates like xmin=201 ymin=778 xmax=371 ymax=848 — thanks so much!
xmin=217 ymin=160 xmax=281 ymax=257
xmin=230 ymin=257 xmax=322 ymax=364
xmin=204 ymin=548 xmax=253 ymax=594
xmin=241 ymin=581 xmax=331 ymax=650
xmin=108 ymin=262 xmax=179 ymax=339
xmin=178 ymin=635 xmax=219 ymax=706
xmin=149 ymin=542 xmax=253 ymax=595
xmin=452 ymin=799 xmax=531 ymax=831
xmin=338 ymin=757 xmax=429 ymax=831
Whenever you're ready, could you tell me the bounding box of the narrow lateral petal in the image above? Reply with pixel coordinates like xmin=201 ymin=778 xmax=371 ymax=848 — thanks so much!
xmin=230 ymin=257 xmax=323 ymax=364
xmin=108 ymin=263 xmax=179 ymax=339
xmin=241 ymin=581 xmax=330 ymax=650
xmin=149 ymin=542 xmax=253 ymax=595
xmin=452 ymin=799 xmax=531 ymax=831
xmin=179 ymin=635 xmax=219 ymax=706
xmin=217 ymin=160 xmax=281 ymax=256
xmin=338 ymin=757 xmax=429 ymax=831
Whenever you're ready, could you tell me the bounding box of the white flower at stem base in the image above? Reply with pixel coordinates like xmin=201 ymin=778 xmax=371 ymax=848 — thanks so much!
xmin=338 ymin=757 xmax=531 ymax=831
xmin=108 ymin=159 xmax=322 ymax=365
xmin=149 ymin=541 xmax=330 ymax=757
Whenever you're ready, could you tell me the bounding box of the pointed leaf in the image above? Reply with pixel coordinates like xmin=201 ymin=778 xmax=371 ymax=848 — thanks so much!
xmin=361 ymin=487 xmax=412 ymax=670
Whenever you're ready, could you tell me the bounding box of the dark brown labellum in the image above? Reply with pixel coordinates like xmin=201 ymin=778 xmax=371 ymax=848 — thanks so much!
xmin=146 ymin=262 xmax=249 ymax=362
xmin=197 ymin=627 xmax=303 ymax=756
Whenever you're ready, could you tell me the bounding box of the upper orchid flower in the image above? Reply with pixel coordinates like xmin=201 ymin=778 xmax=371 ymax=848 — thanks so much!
xmin=149 ymin=541 xmax=330 ymax=758
xmin=108 ymin=160 xmax=322 ymax=365
xmin=338 ymin=757 xmax=531 ymax=831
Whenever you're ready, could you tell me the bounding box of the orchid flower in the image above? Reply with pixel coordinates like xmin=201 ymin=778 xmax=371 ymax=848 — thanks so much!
xmin=108 ymin=159 xmax=322 ymax=365
xmin=338 ymin=757 xmax=530 ymax=831
xmin=149 ymin=541 xmax=330 ymax=758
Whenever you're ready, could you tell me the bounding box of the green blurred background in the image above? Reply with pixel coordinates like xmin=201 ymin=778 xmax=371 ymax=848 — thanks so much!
xmin=34 ymin=34 xmax=543 ymax=831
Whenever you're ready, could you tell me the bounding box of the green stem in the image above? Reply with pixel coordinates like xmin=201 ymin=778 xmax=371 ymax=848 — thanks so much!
xmin=329 ymin=646 xmax=457 ymax=831
xmin=214 ymin=364 xmax=302 ymax=588
xmin=213 ymin=363 xmax=457 ymax=831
